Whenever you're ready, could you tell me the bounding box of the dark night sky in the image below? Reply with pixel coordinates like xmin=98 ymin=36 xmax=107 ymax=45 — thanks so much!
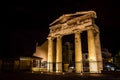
xmin=2 ymin=0 xmax=120 ymax=58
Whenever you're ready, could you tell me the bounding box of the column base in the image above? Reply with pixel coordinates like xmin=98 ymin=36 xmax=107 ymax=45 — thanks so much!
xmin=75 ymin=71 xmax=82 ymax=73
xmin=56 ymin=70 xmax=62 ymax=73
xmin=89 ymin=71 xmax=99 ymax=73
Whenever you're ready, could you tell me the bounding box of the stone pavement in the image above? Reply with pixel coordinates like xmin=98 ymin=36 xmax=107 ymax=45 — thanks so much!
xmin=0 ymin=71 xmax=120 ymax=80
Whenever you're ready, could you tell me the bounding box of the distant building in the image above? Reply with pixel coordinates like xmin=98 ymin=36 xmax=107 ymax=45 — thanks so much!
xmin=33 ymin=41 xmax=48 ymax=62
xmin=0 ymin=56 xmax=42 ymax=72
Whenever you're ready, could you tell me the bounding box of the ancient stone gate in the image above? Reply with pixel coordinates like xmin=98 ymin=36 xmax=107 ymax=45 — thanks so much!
xmin=47 ymin=11 xmax=103 ymax=73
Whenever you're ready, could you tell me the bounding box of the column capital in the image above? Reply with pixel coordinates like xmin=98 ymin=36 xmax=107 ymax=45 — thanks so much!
xmin=72 ymin=29 xmax=81 ymax=33
xmin=87 ymin=25 xmax=99 ymax=33
xmin=87 ymin=28 xmax=97 ymax=34
xmin=55 ymin=34 xmax=63 ymax=38
xmin=47 ymin=36 xmax=54 ymax=40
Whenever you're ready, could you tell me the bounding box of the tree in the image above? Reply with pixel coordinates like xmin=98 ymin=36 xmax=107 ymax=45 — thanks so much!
xmin=113 ymin=50 xmax=120 ymax=67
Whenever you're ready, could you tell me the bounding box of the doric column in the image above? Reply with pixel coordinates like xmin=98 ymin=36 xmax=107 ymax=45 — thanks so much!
xmin=87 ymin=29 xmax=98 ymax=73
xmin=47 ymin=37 xmax=53 ymax=72
xmin=56 ymin=35 xmax=62 ymax=72
xmin=75 ymin=31 xmax=83 ymax=73
xmin=95 ymin=32 xmax=103 ymax=73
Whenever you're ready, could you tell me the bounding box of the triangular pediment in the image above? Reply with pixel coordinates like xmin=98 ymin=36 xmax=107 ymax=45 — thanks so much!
xmin=50 ymin=10 xmax=96 ymax=26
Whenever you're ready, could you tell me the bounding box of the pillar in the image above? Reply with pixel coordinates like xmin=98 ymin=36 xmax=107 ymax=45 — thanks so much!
xmin=56 ymin=35 xmax=62 ymax=72
xmin=47 ymin=37 xmax=53 ymax=72
xmin=95 ymin=32 xmax=103 ymax=73
xmin=87 ymin=29 xmax=98 ymax=73
xmin=75 ymin=31 xmax=83 ymax=73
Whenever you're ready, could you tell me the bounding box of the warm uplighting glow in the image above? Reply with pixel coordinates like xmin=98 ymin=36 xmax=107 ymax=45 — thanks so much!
xmin=20 ymin=57 xmax=31 ymax=60
xmin=32 ymin=67 xmax=47 ymax=72
xmin=33 ymin=49 xmax=47 ymax=62
xmin=32 ymin=67 xmax=40 ymax=71
xmin=33 ymin=41 xmax=48 ymax=62
xmin=108 ymin=58 xmax=113 ymax=62
xmin=89 ymin=62 xmax=98 ymax=73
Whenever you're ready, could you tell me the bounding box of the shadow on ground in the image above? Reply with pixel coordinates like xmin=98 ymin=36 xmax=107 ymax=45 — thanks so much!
xmin=0 ymin=71 xmax=120 ymax=80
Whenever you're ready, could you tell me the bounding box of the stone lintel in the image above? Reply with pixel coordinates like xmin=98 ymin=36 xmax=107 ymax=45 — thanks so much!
xmin=49 ymin=19 xmax=94 ymax=37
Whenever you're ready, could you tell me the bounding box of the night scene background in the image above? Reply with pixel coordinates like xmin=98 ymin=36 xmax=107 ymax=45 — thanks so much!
xmin=2 ymin=0 xmax=120 ymax=58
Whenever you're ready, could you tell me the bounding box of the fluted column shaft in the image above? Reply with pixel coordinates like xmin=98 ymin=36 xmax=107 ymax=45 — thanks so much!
xmin=87 ymin=29 xmax=98 ymax=73
xmin=47 ymin=37 xmax=53 ymax=72
xmin=75 ymin=31 xmax=83 ymax=73
xmin=95 ymin=33 xmax=103 ymax=73
xmin=56 ymin=35 xmax=62 ymax=72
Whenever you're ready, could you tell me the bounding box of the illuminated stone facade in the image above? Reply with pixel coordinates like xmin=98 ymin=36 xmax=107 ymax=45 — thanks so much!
xmin=33 ymin=41 xmax=48 ymax=62
xmin=47 ymin=11 xmax=103 ymax=73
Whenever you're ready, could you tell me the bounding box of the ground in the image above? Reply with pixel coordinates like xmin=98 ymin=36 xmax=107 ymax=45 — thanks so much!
xmin=0 ymin=71 xmax=120 ymax=80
